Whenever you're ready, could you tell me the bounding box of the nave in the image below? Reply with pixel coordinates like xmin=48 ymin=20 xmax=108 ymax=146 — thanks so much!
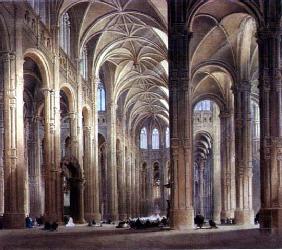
xmin=0 ymin=1 xmax=281 ymax=241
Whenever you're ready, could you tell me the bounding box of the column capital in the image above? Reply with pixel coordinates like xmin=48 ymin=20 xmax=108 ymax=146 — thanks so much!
xmin=92 ymin=77 xmax=100 ymax=86
xmin=257 ymin=26 xmax=282 ymax=41
xmin=219 ymin=111 xmax=231 ymax=119
xmin=41 ymin=88 xmax=54 ymax=95
xmin=0 ymin=51 xmax=15 ymax=62
xmin=83 ymin=126 xmax=91 ymax=132
xmin=68 ymin=112 xmax=76 ymax=119
xmin=233 ymin=81 xmax=252 ymax=94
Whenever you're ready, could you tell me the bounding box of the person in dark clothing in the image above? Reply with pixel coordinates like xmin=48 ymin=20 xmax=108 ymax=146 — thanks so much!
xmin=135 ymin=218 xmax=144 ymax=229
xmin=51 ymin=222 xmax=58 ymax=231
xmin=194 ymin=214 xmax=205 ymax=228
xmin=209 ymin=220 xmax=218 ymax=228
xmin=160 ymin=216 xmax=168 ymax=226
xmin=255 ymin=212 xmax=260 ymax=224
xmin=44 ymin=222 xmax=51 ymax=230
xmin=25 ymin=215 xmax=33 ymax=228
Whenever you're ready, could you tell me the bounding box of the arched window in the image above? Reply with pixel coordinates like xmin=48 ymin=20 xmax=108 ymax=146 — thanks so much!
xmin=251 ymin=101 xmax=260 ymax=138
xmin=60 ymin=13 xmax=70 ymax=55
xmin=97 ymin=81 xmax=106 ymax=111
xmin=140 ymin=127 xmax=147 ymax=149
xmin=195 ymin=100 xmax=211 ymax=111
xmin=153 ymin=163 xmax=160 ymax=199
xmin=80 ymin=46 xmax=88 ymax=79
xmin=165 ymin=127 xmax=170 ymax=148
xmin=152 ymin=128 xmax=159 ymax=149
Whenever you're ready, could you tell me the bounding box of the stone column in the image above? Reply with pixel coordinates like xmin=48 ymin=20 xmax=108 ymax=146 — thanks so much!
xmin=234 ymin=82 xmax=254 ymax=224
xmin=135 ymin=153 xmax=141 ymax=217
xmin=131 ymin=150 xmax=136 ymax=217
xmin=30 ymin=116 xmax=43 ymax=217
xmin=0 ymin=59 xmax=3 ymax=215
xmin=107 ymin=102 xmax=118 ymax=220
xmin=83 ymin=125 xmax=95 ymax=222
xmin=77 ymin=178 xmax=85 ymax=223
xmin=126 ymin=151 xmax=132 ymax=217
xmin=91 ymin=77 xmax=101 ymax=221
xmin=42 ymin=23 xmax=62 ymax=223
xmin=169 ymin=2 xmax=194 ymax=228
xmin=2 ymin=51 xmax=26 ymax=228
xmin=118 ymin=115 xmax=127 ymax=220
xmin=43 ymin=88 xmax=62 ymax=222
xmin=212 ymin=107 xmax=221 ymax=222
xmin=220 ymin=112 xmax=236 ymax=220
xmin=199 ymin=160 xmax=205 ymax=215
xmin=258 ymin=19 xmax=282 ymax=230
xmin=69 ymin=112 xmax=78 ymax=158
xmin=148 ymin=160 xmax=154 ymax=215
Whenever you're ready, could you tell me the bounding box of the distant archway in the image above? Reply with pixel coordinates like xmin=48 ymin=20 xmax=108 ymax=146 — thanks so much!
xmin=61 ymin=156 xmax=85 ymax=223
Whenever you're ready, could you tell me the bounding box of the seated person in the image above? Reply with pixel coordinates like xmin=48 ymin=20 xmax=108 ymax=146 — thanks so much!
xmin=25 ymin=215 xmax=33 ymax=228
xmin=160 ymin=217 xmax=168 ymax=226
xmin=51 ymin=222 xmax=58 ymax=231
xmin=66 ymin=217 xmax=75 ymax=227
xmin=33 ymin=218 xmax=39 ymax=227
xmin=44 ymin=222 xmax=51 ymax=230
xmin=255 ymin=212 xmax=260 ymax=224
xmin=145 ymin=219 xmax=152 ymax=228
xmin=36 ymin=215 xmax=44 ymax=225
xmin=63 ymin=216 xmax=69 ymax=225
xmin=135 ymin=218 xmax=144 ymax=229
xmin=194 ymin=214 xmax=205 ymax=228
xmin=116 ymin=221 xmax=127 ymax=228
xmin=209 ymin=220 xmax=218 ymax=228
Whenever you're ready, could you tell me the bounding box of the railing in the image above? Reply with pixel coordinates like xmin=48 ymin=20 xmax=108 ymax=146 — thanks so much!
xmin=23 ymin=7 xmax=52 ymax=52
xmin=81 ymin=77 xmax=92 ymax=104
xmin=59 ymin=48 xmax=77 ymax=86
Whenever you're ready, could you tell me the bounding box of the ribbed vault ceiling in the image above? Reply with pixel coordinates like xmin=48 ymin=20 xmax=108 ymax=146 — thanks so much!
xmin=59 ymin=0 xmax=168 ymax=134
xmin=190 ymin=0 xmax=259 ymax=110
xmin=57 ymin=0 xmax=260 ymax=134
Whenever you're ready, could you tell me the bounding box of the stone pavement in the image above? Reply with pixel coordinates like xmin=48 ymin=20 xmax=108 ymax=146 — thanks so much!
xmin=0 ymin=224 xmax=281 ymax=249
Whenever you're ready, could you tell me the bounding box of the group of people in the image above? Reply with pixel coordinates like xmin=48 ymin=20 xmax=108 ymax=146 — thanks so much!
xmin=115 ymin=215 xmax=169 ymax=229
xmin=25 ymin=215 xmax=77 ymax=231
xmin=25 ymin=215 xmax=45 ymax=228
xmin=23 ymin=213 xmax=221 ymax=231
xmin=220 ymin=218 xmax=235 ymax=225
xmin=194 ymin=214 xmax=218 ymax=229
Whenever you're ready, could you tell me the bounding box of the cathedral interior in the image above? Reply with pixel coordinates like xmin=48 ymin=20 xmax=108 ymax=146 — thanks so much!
xmin=0 ymin=0 xmax=282 ymax=248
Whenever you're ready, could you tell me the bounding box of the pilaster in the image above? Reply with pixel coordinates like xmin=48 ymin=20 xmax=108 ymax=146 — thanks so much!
xmin=2 ymin=51 xmax=26 ymax=228
xmin=234 ymin=82 xmax=254 ymax=224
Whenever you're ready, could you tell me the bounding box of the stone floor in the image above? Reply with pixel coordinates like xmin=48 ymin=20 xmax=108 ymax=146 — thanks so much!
xmin=0 ymin=224 xmax=281 ymax=249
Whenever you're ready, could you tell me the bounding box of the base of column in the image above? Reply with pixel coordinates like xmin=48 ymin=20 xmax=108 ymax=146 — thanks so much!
xmin=170 ymin=208 xmax=194 ymax=230
xmin=84 ymin=212 xmax=101 ymax=223
xmin=45 ymin=212 xmax=63 ymax=223
xmin=93 ymin=212 xmax=102 ymax=222
xmin=234 ymin=209 xmax=254 ymax=225
xmin=220 ymin=209 xmax=235 ymax=220
xmin=119 ymin=213 xmax=127 ymax=221
xmin=75 ymin=218 xmax=86 ymax=224
xmin=3 ymin=213 xmax=26 ymax=229
xmin=259 ymin=208 xmax=282 ymax=231
xmin=110 ymin=213 xmax=119 ymax=222
xmin=213 ymin=209 xmax=221 ymax=223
